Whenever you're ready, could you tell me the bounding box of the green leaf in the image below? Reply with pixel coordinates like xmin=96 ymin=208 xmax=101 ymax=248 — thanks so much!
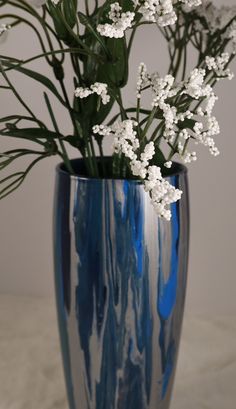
xmin=0 ymin=60 xmax=67 ymax=108
xmin=0 ymin=114 xmax=46 ymax=128
xmin=153 ymin=146 xmax=166 ymax=167
xmin=47 ymin=1 xmax=72 ymax=44
xmin=0 ymin=154 xmax=49 ymax=200
xmin=62 ymin=0 xmax=78 ymax=28
xmin=178 ymin=118 xmax=196 ymax=130
xmin=122 ymin=0 xmax=135 ymax=12
xmin=1 ymin=128 xmax=63 ymax=146
xmin=78 ymin=12 xmax=110 ymax=57
xmin=96 ymin=38 xmax=129 ymax=87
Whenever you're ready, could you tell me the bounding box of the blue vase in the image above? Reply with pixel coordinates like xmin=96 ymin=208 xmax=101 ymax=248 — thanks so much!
xmin=53 ymin=158 xmax=189 ymax=409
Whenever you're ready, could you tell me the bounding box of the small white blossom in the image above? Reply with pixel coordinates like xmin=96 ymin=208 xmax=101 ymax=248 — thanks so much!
xmin=205 ymin=53 xmax=234 ymax=79
xmin=74 ymin=87 xmax=92 ymax=99
xmin=137 ymin=63 xmax=225 ymax=163
xmin=184 ymin=68 xmax=212 ymax=99
xmin=112 ymin=119 xmax=140 ymax=160
xmin=164 ymin=161 xmax=173 ymax=168
xmin=137 ymin=63 xmax=151 ymax=98
xmin=90 ymin=83 xmax=110 ymax=105
xmin=181 ymin=0 xmax=202 ymax=8
xmin=193 ymin=122 xmax=203 ymax=135
xmin=74 ymin=82 xmax=110 ymax=105
xmin=179 ymin=129 xmax=190 ymax=140
xmin=134 ymin=0 xmax=176 ymax=26
xmin=183 ymin=151 xmax=197 ymax=163
xmin=140 ymin=141 xmax=155 ymax=165
xmin=133 ymin=0 xmax=201 ymax=27
xmin=97 ymin=3 xmax=134 ymax=38
xmin=92 ymin=124 xmax=111 ymax=136
xmin=152 ymin=75 xmax=176 ymax=105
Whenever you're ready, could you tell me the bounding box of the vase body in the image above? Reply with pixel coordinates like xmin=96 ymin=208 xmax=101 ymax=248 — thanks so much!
xmin=53 ymin=159 xmax=189 ymax=409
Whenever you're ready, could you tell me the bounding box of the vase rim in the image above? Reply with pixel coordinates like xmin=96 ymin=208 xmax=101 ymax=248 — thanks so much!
xmin=56 ymin=157 xmax=188 ymax=182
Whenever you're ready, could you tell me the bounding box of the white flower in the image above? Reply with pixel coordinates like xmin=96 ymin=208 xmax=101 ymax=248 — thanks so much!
xmin=97 ymin=3 xmax=134 ymax=38
xmin=74 ymin=87 xmax=92 ymax=98
xmin=179 ymin=129 xmax=190 ymax=140
xmin=183 ymin=151 xmax=197 ymax=163
xmin=93 ymin=117 xmax=182 ymax=220
xmin=133 ymin=0 xmax=201 ymax=27
xmin=164 ymin=161 xmax=173 ymax=168
xmin=131 ymin=160 xmax=147 ymax=178
xmin=193 ymin=122 xmax=203 ymax=135
xmin=205 ymin=53 xmax=234 ymax=79
xmin=92 ymin=124 xmax=111 ymax=136
xmin=136 ymin=63 xmax=225 ymax=163
xmin=137 ymin=63 xmax=151 ymax=98
xmin=181 ymin=0 xmax=202 ymax=8
xmin=109 ymin=118 xmax=182 ymax=219
xmin=144 ymin=165 xmax=162 ymax=190
xmin=74 ymin=82 xmax=110 ymax=105
xmin=140 ymin=141 xmax=155 ymax=164
xmin=134 ymin=0 xmax=177 ymax=26
xmin=184 ymin=68 xmax=212 ymax=99
xmin=205 ymin=93 xmax=218 ymax=116
xmin=152 ymin=74 xmax=176 ymax=106
xmin=90 ymin=83 xmax=110 ymax=105
xmin=150 ymin=179 xmax=182 ymax=220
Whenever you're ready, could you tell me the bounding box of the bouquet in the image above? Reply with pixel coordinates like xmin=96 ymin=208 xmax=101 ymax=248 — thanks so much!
xmin=0 ymin=0 xmax=236 ymax=220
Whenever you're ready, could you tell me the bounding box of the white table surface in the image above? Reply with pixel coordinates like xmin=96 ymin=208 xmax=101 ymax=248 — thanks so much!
xmin=0 ymin=295 xmax=235 ymax=409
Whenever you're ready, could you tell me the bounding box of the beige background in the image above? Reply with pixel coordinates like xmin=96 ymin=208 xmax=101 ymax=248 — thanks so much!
xmin=0 ymin=0 xmax=236 ymax=314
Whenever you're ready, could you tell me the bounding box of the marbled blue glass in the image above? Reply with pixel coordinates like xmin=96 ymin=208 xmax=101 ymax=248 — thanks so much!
xmin=53 ymin=159 xmax=189 ymax=409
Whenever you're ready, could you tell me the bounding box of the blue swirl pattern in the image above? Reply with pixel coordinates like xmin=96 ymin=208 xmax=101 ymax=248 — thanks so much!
xmin=53 ymin=160 xmax=189 ymax=409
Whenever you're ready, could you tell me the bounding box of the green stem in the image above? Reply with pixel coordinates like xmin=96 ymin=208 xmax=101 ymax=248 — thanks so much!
xmin=43 ymin=92 xmax=74 ymax=175
xmin=141 ymin=107 xmax=157 ymax=142
xmin=182 ymin=42 xmax=187 ymax=81
xmin=97 ymin=139 xmax=106 ymax=177
xmin=85 ymin=0 xmax=89 ymax=15
xmin=150 ymin=121 xmax=164 ymax=142
xmin=89 ymin=136 xmax=99 ymax=176
xmin=127 ymin=15 xmax=142 ymax=56
xmin=0 ymin=13 xmax=51 ymax=64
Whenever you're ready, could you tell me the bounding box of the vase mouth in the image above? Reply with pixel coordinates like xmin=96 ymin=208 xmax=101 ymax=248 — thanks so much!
xmin=56 ymin=157 xmax=188 ymax=182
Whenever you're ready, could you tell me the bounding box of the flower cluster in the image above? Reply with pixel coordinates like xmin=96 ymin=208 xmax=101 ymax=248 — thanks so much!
xmin=74 ymin=82 xmax=110 ymax=105
xmin=205 ymin=53 xmax=234 ymax=80
xmin=133 ymin=0 xmax=201 ymax=27
xmin=136 ymin=58 xmax=234 ymax=164
xmin=93 ymin=119 xmax=182 ymax=220
xmin=97 ymin=3 xmax=135 ymax=38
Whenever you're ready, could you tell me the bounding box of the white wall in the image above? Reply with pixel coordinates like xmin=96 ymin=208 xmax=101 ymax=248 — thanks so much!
xmin=0 ymin=0 xmax=236 ymax=314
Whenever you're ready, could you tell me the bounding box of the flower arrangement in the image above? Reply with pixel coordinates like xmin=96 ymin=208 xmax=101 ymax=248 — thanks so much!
xmin=0 ymin=0 xmax=236 ymax=219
